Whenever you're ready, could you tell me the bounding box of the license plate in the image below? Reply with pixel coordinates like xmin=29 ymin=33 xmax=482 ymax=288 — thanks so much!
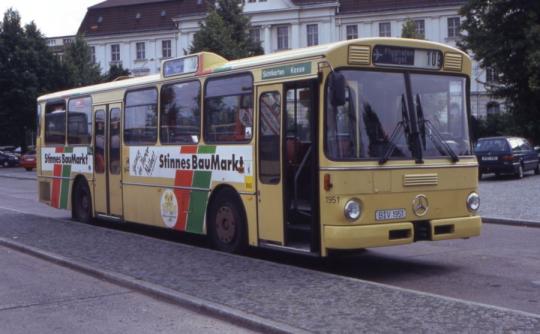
xmin=481 ymin=156 xmax=498 ymax=161
xmin=375 ymin=209 xmax=406 ymax=221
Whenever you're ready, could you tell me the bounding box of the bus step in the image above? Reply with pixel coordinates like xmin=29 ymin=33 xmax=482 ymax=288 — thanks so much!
xmin=287 ymin=223 xmax=311 ymax=232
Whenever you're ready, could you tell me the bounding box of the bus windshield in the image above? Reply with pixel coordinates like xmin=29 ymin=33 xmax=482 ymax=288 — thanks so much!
xmin=326 ymin=70 xmax=471 ymax=161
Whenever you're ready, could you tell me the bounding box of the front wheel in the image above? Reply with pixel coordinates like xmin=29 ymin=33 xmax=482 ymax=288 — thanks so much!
xmin=72 ymin=180 xmax=93 ymax=223
xmin=207 ymin=189 xmax=247 ymax=254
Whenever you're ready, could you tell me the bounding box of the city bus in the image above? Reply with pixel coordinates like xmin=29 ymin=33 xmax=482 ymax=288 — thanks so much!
xmin=36 ymin=38 xmax=481 ymax=256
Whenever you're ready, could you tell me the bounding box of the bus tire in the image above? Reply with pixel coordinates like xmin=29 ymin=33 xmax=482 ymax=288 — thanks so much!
xmin=72 ymin=179 xmax=93 ymax=224
xmin=207 ymin=188 xmax=247 ymax=254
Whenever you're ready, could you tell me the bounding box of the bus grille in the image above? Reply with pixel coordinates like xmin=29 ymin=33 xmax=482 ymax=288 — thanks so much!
xmin=444 ymin=53 xmax=463 ymax=71
xmin=348 ymin=45 xmax=371 ymax=65
xmin=403 ymin=174 xmax=438 ymax=187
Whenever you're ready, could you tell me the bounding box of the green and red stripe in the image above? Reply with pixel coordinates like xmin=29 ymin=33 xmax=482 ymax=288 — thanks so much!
xmin=50 ymin=147 xmax=73 ymax=209
xmin=173 ymin=145 xmax=215 ymax=234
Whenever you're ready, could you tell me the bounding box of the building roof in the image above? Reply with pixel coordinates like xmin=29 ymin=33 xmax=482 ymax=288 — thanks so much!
xmin=79 ymin=0 xmax=207 ymax=36
xmin=339 ymin=0 xmax=467 ymax=14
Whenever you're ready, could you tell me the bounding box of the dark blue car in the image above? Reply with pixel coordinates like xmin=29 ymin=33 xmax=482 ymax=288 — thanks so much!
xmin=475 ymin=137 xmax=540 ymax=179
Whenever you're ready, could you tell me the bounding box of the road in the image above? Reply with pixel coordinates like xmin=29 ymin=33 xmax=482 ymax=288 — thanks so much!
xmin=0 ymin=168 xmax=539 ymax=332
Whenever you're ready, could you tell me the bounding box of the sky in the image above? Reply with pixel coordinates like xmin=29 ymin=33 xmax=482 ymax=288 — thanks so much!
xmin=0 ymin=0 xmax=103 ymax=37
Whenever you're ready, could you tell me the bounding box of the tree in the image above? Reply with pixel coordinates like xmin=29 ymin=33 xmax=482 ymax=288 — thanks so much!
xmin=63 ymin=35 xmax=101 ymax=87
xmin=102 ymin=64 xmax=131 ymax=82
xmin=190 ymin=0 xmax=264 ymax=60
xmin=0 ymin=9 xmax=69 ymax=147
xmin=401 ymin=19 xmax=423 ymax=39
xmin=460 ymin=0 xmax=540 ymax=144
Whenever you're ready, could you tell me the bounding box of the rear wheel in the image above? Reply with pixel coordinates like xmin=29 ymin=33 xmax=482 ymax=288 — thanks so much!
xmin=72 ymin=180 xmax=93 ymax=223
xmin=207 ymin=189 xmax=247 ymax=254
xmin=24 ymin=167 xmax=32 ymax=171
xmin=2 ymin=161 xmax=8 ymax=167
xmin=516 ymin=165 xmax=524 ymax=179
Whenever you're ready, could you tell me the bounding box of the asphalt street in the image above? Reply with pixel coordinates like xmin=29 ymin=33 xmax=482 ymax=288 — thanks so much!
xmin=0 ymin=169 xmax=539 ymax=333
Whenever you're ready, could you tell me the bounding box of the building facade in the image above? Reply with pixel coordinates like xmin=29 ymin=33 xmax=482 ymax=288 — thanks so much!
xmin=73 ymin=0 xmax=500 ymax=117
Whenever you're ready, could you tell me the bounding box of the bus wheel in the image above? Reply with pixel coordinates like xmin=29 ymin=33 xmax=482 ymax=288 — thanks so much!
xmin=208 ymin=189 xmax=247 ymax=254
xmin=72 ymin=180 xmax=92 ymax=223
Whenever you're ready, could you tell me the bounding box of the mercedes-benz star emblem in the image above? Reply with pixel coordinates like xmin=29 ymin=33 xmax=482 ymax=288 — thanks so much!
xmin=412 ymin=194 xmax=429 ymax=217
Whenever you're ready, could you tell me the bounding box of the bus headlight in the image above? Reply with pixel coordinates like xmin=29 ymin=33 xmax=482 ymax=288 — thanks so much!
xmin=344 ymin=199 xmax=362 ymax=221
xmin=467 ymin=192 xmax=480 ymax=212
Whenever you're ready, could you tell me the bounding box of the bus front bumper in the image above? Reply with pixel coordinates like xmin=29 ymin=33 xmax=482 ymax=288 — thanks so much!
xmin=324 ymin=216 xmax=482 ymax=251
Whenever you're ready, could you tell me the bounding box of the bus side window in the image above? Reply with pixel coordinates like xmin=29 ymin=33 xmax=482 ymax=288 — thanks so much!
xmin=45 ymin=101 xmax=67 ymax=145
xmin=124 ymin=88 xmax=158 ymax=145
xmin=67 ymin=97 xmax=92 ymax=145
xmin=204 ymin=74 xmax=253 ymax=143
xmin=160 ymin=80 xmax=201 ymax=144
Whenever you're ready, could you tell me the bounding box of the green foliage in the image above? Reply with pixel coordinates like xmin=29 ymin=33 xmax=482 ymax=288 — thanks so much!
xmin=460 ymin=0 xmax=540 ymax=145
xmin=190 ymin=0 xmax=264 ymax=60
xmin=471 ymin=113 xmax=519 ymax=142
xmin=63 ymin=35 xmax=101 ymax=87
xmin=401 ymin=19 xmax=423 ymax=39
xmin=0 ymin=9 xmax=70 ymax=147
xmin=102 ymin=64 xmax=131 ymax=83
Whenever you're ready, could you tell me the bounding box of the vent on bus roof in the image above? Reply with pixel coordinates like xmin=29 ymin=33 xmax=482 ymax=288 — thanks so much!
xmin=444 ymin=53 xmax=463 ymax=72
xmin=348 ymin=45 xmax=371 ymax=65
xmin=403 ymin=174 xmax=439 ymax=187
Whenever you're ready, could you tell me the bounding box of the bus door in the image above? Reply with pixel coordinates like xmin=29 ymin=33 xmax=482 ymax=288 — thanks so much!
xmin=256 ymin=85 xmax=285 ymax=245
xmin=93 ymin=103 xmax=123 ymax=218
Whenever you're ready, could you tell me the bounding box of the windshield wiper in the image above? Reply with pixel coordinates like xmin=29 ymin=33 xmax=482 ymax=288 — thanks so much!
xmin=379 ymin=95 xmax=411 ymax=164
xmin=415 ymin=94 xmax=459 ymax=162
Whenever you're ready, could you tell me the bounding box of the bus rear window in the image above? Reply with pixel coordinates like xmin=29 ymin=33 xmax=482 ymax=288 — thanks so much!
xmin=124 ymin=88 xmax=158 ymax=145
xmin=204 ymin=74 xmax=253 ymax=143
xmin=45 ymin=101 xmax=66 ymax=145
xmin=68 ymin=97 xmax=92 ymax=145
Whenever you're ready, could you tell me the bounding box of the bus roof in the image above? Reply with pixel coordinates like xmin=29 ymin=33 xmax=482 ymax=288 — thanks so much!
xmin=38 ymin=37 xmax=468 ymax=102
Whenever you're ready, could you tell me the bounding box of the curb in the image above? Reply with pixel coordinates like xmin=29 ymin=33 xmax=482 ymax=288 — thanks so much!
xmin=482 ymin=217 xmax=540 ymax=229
xmin=0 ymin=174 xmax=36 ymax=181
xmin=0 ymin=237 xmax=308 ymax=334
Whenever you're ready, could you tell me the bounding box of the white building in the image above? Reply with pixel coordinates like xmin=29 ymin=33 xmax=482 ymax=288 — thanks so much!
xmin=74 ymin=0 xmax=499 ymax=117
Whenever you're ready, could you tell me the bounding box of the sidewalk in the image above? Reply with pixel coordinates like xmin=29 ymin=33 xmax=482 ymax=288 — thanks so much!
xmin=1 ymin=209 xmax=538 ymax=333
xmin=0 ymin=168 xmax=36 ymax=180
xmin=0 ymin=245 xmax=256 ymax=334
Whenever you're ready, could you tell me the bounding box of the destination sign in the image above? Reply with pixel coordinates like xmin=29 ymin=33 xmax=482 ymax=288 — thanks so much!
xmin=162 ymin=55 xmax=199 ymax=78
xmin=372 ymin=45 xmax=442 ymax=70
xmin=262 ymin=62 xmax=312 ymax=80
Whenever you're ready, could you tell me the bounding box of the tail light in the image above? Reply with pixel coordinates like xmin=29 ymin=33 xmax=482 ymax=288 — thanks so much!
xmin=501 ymin=155 xmax=514 ymax=162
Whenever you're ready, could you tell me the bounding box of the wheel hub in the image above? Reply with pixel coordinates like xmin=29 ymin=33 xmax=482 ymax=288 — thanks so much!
xmin=215 ymin=206 xmax=236 ymax=244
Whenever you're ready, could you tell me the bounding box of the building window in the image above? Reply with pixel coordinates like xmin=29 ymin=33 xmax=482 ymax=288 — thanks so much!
xmin=277 ymin=26 xmax=289 ymax=50
xmin=136 ymin=42 xmax=146 ymax=60
xmin=111 ymin=44 xmax=120 ymax=62
xmin=414 ymin=19 xmax=425 ymax=39
xmin=379 ymin=22 xmax=391 ymax=37
xmin=486 ymin=102 xmax=500 ymax=115
xmin=162 ymin=40 xmax=171 ymax=58
xmin=249 ymin=27 xmax=260 ymax=43
xmin=447 ymin=17 xmax=460 ymax=39
xmin=486 ymin=67 xmax=498 ymax=83
xmin=346 ymin=25 xmax=358 ymax=40
xmin=307 ymin=24 xmax=318 ymax=46
xmin=90 ymin=46 xmax=96 ymax=64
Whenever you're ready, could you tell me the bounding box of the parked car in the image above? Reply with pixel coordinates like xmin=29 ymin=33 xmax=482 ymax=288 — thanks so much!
xmin=0 ymin=151 xmax=19 ymax=167
xmin=475 ymin=137 xmax=540 ymax=179
xmin=20 ymin=150 xmax=36 ymax=171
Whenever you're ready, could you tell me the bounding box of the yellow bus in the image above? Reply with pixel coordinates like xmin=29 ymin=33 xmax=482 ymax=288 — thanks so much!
xmin=36 ymin=38 xmax=481 ymax=256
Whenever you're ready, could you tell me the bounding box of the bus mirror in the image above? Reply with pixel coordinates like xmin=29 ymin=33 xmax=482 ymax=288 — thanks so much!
xmin=329 ymin=72 xmax=346 ymax=107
